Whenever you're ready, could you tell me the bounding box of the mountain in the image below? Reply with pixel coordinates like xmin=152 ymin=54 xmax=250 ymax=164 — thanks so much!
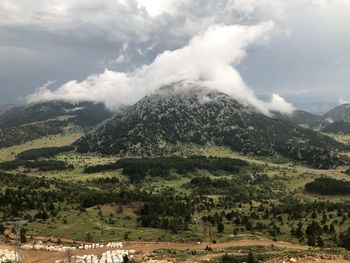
xmin=324 ymin=104 xmax=350 ymax=122
xmin=274 ymin=110 xmax=324 ymax=129
xmin=293 ymin=101 xmax=338 ymax=115
xmin=0 ymin=104 xmax=15 ymax=115
xmin=319 ymin=104 xmax=350 ymax=134
xmin=0 ymin=101 xmax=112 ymax=148
xmin=0 ymin=100 xmax=112 ymax=128
xmin=276 ymin=103 xmax=350 ymax=130
xmin=322 ymin=121 xmax=350 ymax=135
xmin=76 ymin=86 xmax=347 ymax=169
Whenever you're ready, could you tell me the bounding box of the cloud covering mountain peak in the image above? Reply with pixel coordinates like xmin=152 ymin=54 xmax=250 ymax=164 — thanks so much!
xmin=27 ymin=21 xmax=294 ymax=115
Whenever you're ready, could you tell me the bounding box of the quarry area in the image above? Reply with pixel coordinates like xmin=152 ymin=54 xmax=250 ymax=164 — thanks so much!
xmin=1 ymin=239 xmax=350 ymax=263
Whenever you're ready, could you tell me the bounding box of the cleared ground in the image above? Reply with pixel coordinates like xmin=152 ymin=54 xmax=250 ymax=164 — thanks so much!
xmin=0 ymin=239 xmax=312 ymax=263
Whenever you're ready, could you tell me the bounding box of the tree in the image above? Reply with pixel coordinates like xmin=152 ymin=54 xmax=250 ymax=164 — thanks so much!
xmin=247 ymin=250 xmax=257 ymax=263
xmin=307 ymin=235 xmax=316 ymax=246
xmin=306 ymin=221 xmax=323 ymax=237
xmin=245 ymin=221 xmax=253 ymax=231
xmin=124 ymin=231 xmax=131 ymax=240
xmin=296 ymin=221 xmax=304 ymax=239
xmin=290 ymin=227 xmax=296 ymax=236
xmin=323 ymin=225 xmax=329 ymax=234
xmin=20 ymin=228 xmax=27 ymax=243
xmin=217 ymin=222 xmax=224 ymax=233
xmin=79 ymin=203 xmax=86 ymax=212
xmin=339 ymin=228 xmax=350 ymax=250
xmin=317 ymin=236 xmax=324 ymax=247
xmin=85 ymin=232 xmax=93 ymax=242
xmin=221 ymin=254 xmax=239 ymax=263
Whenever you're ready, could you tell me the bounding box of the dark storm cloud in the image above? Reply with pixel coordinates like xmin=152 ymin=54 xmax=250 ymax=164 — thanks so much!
xmin=0 ymin=0 xmax=350 ymax=113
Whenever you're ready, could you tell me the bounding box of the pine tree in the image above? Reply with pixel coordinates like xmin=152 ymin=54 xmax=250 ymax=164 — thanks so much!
xmin=317 ymin=236 xmax=324 ymax=247
xmin=247 ymin=250 xmax=257 ymax=263
xmin=85 ymin=232 xmax=93 ymax=242
xmin=20 ymin=228 xmax=27 ymax=243
xmin=217 ymin=222 xmax=224 ymax=233
xmin=307 ymin=235 xmax=316 ymax=246
xmin=296 ymin=221 xmax=304 ymax=238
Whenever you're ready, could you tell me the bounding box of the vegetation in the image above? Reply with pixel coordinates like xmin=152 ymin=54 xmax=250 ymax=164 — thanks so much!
xmin=2 ymin=96 xmax=350 ymax=255
xmin=322 ymin=121 xmax=350 ymax=135
xmin=1 ymin=152 xmax=350 ymax=249
xmin=0 ymin=119 xmax=68 ymax=148
xmin=17 ymin=145 xmax=73 ymax=160
xmin=0 ymin=100 xmax=111 ymax=148
xmin=219 ymin=251 xmax=263 ymax=263
xmin=305 ymin=177 xmax=350 ymax=195
xmin=0 ymin=101 xmax=111 ymax=128
xmin=76 ymin=87 xmax=348 ymax=169
xmin=84 ymin=156 xmax=247 ymax=182
xmin=0 ymin=131 xmax=83 ymax=162
xmin=0 ymin=159 xmax=74 ymax=171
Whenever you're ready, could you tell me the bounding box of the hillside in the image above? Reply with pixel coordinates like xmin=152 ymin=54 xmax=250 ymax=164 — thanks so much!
xmin=276 ymin=104 xmax=350 ymax=130
xmin=0 ymin=104 xmax=15 ymax=115
xmin=2 ymin=90 xmax=350 ymax=261
xmin=323 ymin=103 xmax=350 ymax=122
xmin=287 ymin=110 xmax=324 ymax=129
xmin=0 ymin=100 xmax=112 ymax=128
xmin=76 ymin=86 xmax=347 ymax=169
xmin=0 ymin=101 xmax=112 ymax=148
xmin=322 ymin=121 xmax=350 ymax=135
xmin=0 ymin=119 xmax=70 ymax=148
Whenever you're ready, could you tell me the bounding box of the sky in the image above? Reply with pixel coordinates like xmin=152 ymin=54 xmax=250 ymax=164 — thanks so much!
xmin=1 ymin=0 xmax=350 ymax=114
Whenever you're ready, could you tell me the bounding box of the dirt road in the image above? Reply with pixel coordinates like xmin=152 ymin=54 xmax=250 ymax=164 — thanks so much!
xmin=123 ymin=239 xmax=310 ymax=253
xmin=0 ymin=239 xmax=311 ymax=263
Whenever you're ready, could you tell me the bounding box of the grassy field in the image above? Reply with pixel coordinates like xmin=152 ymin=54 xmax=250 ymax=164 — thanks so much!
xmin=0 ymin=131 xmax=83 ymax=162
xmin=24 ymin=205 xmax=203 ymax=243
xmin=2 ymin=138 xmax=350 ymax=247
xmin=326 ymin=134 xmax=350 ymax=144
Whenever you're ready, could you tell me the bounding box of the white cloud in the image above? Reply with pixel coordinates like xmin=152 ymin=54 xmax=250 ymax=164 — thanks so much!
xmin=39 ymin=80 xmax=56 ymax=90
xmin=268 ymin=94 xmax=295 ymax=114
xmin=0 ymin=1 xmax=321 ymax=45
xmin=136 ymin=0 xmax=188 ymax=17
xmin=339 ymin=97 xmax=350 ymax=105
xmin=4 ymin=0 xmax=349 ymax=107
xmin=226 ymin=0 xmax=266 ymax=14
xmin=27 ymin=21 xmax=294 ymax=115
xmin=0 ymin=0 xmax=155 ymax=43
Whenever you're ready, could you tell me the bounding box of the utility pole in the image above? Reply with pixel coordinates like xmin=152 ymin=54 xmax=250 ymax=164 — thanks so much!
xmin=65 ymin=249 xmax=74 ymax=263
xmin=14 ymin=221 xmax=21 ymax=263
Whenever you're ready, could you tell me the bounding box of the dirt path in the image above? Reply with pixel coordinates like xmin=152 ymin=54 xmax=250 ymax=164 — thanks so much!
xmin=0 ymin=239 xmax=311 ymax=263
xmin=123 ymin=239 xmax=310 ymax=253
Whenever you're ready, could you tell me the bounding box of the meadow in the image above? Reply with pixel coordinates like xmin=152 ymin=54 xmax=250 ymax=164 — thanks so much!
xmin=1 ymin=132 xmax=350 ymax=253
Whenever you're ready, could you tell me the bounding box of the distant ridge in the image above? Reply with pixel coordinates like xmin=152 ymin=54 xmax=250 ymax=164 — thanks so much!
xmin=0 ymin=101 xmax=112 ymax=148
xmin=76 ymin=85 xmax=347 ymax=169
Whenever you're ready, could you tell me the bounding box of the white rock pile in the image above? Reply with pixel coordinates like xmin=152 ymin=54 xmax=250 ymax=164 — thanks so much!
xmin=98 ymin=250 xmax=130 ymax=263
xmin=55 ymin=249 xmax=133 ymax=263
xmin=106 ymin=242 xmax=123 ymax=249
xmin=79 ymin=244 xmax=103 ymax=250
xmin=0 ymin=249 xmax=16 ymax=263
xmin=22 ymin=241 xmax=123 ymax=252
xmin=22 ymin=243 xmax=77 ymax=252
xmin=78 ymin=242 xmax=123 ymax=250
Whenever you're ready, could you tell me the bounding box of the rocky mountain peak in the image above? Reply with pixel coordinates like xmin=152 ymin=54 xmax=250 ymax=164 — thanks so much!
xmin=76 ymin=85 xmax=347 ymax=169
